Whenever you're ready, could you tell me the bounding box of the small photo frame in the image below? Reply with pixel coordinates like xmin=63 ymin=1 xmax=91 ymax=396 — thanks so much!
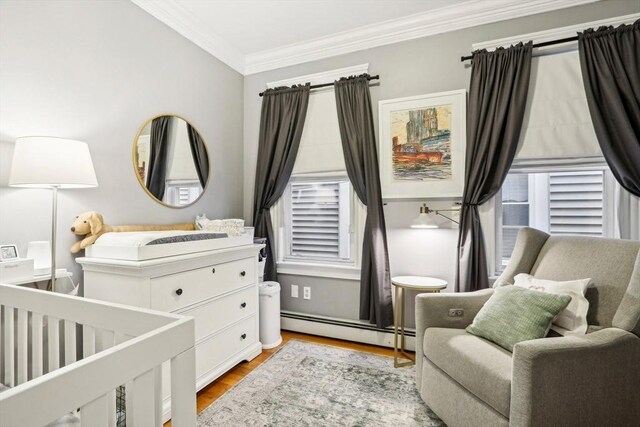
xmin=0 ymin=244 xmax=19 ymax=262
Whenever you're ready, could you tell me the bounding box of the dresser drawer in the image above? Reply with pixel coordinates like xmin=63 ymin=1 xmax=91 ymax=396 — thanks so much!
xmin=161 ymin=315 xmax=257 ymax=401
xmin=195 ymin=315 xmax=257 ymax=379
xmin=178 ymin=286 xmax=257 ymax=342
xmin=151 ymin=257 xmax=255 ymax=312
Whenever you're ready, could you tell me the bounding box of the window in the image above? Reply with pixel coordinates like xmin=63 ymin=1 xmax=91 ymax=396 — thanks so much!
xmin=498 ymin=168 xmax=611 ymax=268
xmin=501 ymin=174 xmax=532 ymax=262
xmin=164 ymin=181 xmax=202 ymax=206
xmin=283 ymin=176 xmax=353 ymax=265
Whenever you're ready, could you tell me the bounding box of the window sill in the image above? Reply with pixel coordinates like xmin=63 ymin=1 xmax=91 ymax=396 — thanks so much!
xmin=276 ymin=261 xmax=360 ymax=281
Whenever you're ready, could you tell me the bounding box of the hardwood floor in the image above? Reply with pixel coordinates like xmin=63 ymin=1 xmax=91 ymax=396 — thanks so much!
xmin=164 ymin=331 xmax=400 ymax=426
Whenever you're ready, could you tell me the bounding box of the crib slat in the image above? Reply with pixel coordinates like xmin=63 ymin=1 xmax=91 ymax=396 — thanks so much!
xmin=16 ymin=309 xmax=28 ymax=385
xmin=133 ymin=369 xmax=157 ymax=427
xmin=101 ymin=329 xmax=115 ymax=351
xmin=32 ymin=313 xmax=43 ymax=378
xmin=125 ymin=380 xmax=134 ymax=426
xmin=83 ymin=325 xmax=96 ymax=358
xmin=48 ymin=316 xmax=60 ymax=372
xmin=64 ymin=320 xmax=76 ymax=365
xmin=108 ymin=389 xmax=116 ymax=427
xmin=81 ymin=394 xmax=109 ymax=427
xmin=3 ymin=306 xmax=15 ymax=387
xmin=171 ymin=347 xmax=197 ymax=427
xmin=154 ymin=366 xmax=162 ymax=427
xmin=93 ymin=328 xmax=117 ymax=427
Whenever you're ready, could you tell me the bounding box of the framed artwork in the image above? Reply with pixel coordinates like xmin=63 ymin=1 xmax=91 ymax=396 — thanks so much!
xmin=0 ymin=244 xmax=19 ymax=262
xmin=378 ymin=89 xmax=466 ymax=199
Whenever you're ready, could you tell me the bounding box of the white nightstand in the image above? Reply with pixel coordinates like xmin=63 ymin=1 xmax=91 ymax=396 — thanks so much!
xmin=0 ymin=269 xmax=73 ymax=288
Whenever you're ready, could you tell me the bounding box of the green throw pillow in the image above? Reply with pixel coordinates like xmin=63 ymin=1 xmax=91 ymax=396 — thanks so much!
xmin=466 ymin=285 xmax=571 ymax=352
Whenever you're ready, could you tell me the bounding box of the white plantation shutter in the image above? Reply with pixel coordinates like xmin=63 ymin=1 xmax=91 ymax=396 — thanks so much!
xmin=286 ymin=179 xmax=350 ymax=261
xmin=548 ymin=171 xmax=604 ymax=236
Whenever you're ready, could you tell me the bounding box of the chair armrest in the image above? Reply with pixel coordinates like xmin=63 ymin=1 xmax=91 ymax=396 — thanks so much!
xmin=415 ymin=289 xmax=493 ymax=388
xmin=511 ymin=328 xmax=640 ymax=427
xmin=415 ymin=288 xmax=493 ymax=332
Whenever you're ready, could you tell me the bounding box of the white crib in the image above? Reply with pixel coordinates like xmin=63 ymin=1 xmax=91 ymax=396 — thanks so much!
xmin=0 ymin=283 xmax=196 ymax=427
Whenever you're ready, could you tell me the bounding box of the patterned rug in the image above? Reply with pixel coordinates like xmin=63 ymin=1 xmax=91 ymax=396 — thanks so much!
xmin=198 ymin=340 xmax=445 ymax=426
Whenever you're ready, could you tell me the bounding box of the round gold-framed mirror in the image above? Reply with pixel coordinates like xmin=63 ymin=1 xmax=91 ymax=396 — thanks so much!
xmin=133 ymin=114 xmax=209 ymax=208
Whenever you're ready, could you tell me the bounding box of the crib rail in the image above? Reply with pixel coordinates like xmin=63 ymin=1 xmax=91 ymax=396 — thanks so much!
xmin=0 ymin=284 xmax=196 ymax=427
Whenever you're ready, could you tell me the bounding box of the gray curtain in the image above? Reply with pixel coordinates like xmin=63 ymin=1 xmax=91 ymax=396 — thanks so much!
xmin=579 ymin=20 xmax=640 ymax=198
xmin=456 ymin=43 xmax=533 ymax=292
xmin=187 ymin=124 xmax=209 ymax=188
xmin=146 ymin=116 xmax=171 ymax=200
xmin=252 ymin=85 xmax=310 ymax=281
xmin=334 ymin=75 xmax=393 ymax=328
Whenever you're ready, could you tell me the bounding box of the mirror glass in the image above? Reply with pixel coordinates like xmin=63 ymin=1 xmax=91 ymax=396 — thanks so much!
xmin=133 ymin=115 xmax=209 ymax=208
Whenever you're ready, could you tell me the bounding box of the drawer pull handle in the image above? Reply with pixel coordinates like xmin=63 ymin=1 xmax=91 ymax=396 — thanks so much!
xmin=175 ymin=288 xmax=183 ymax=296
xmin=240 ymin=333 xmax=247 ymax=340
xmin=240 ymin=271 xmax=246 ymax=277
xmin=211 ymin=268 xmax=216 ymax=274
xmin=240 ymin=302 xmax=247 ymax=308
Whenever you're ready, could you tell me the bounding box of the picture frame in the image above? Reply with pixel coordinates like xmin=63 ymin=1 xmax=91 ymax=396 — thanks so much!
xmin=378 ymin=89 xmax=467 ymax=199
xmin=0 ymin=244 xmax=19 ymax=262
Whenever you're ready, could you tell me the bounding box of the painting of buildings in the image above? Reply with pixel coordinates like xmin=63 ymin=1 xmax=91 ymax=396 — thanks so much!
xmin=390 ymin=105 xmax=452 ymax=181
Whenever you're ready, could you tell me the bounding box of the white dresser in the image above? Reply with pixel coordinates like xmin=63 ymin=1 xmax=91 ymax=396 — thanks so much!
xmin=77 ymin=243 xmax=263 ymax=420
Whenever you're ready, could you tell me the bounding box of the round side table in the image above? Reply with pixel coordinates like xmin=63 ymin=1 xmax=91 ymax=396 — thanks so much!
xmin=392 ymin=276 xmax=447 ymax=368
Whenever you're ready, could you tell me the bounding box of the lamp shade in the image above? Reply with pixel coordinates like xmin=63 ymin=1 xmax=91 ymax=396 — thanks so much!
xmin=411 ymin=213 xmax=439 ymax=229
xmin=9 ymin=137 xmax=98 ymax=188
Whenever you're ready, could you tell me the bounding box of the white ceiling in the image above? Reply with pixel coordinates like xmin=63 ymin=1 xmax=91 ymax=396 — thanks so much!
xmin=175 ymin=0 xmax=469 ymax=54
xmin=131 ymin=0 xmax=600 ymax=75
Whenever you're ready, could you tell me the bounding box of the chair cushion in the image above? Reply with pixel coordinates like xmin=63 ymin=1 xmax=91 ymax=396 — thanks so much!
xmin=424 ymin=327 xmax=513 ymax=417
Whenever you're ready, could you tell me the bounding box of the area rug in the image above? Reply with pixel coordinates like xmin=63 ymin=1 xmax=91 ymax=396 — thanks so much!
xmin=198 ymin=340 xmax=445 ymax=426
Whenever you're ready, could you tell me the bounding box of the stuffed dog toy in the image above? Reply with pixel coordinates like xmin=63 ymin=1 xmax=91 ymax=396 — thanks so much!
xmin=70 ymin=211 xmax=195 ymax=253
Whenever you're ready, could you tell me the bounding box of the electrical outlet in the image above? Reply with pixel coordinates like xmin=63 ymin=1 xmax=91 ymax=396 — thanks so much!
xmin=448 ymin=308 xmax=464 ymax=317
xmin=291 ymin=285 xmax=299 ymax=298
xmin=303 ymin=286 xmax=311 ymax=300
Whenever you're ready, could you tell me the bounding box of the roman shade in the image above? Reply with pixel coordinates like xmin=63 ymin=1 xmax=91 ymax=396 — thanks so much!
xmin=516 ymin=51 xmax=602 ymax=160
xmin=293 ymin=90 xmax=346 ymax=174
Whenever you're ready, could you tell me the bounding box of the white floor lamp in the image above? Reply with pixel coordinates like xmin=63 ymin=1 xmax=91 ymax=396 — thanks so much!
xmin=9 ymin=137 xmax=98 ymax=292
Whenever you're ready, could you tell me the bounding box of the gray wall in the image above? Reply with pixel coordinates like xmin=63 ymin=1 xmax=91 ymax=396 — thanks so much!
xmin=243 ymin=0 xmax=640 ymax=326
xmin=0 ymin=0 xmax=244 ymax=286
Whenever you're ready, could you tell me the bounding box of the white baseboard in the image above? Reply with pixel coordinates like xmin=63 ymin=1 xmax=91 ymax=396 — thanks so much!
xmin=281 ymin=314 xmax=416 ymax=352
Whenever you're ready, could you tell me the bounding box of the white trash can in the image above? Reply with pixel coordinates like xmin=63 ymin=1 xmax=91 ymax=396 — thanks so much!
xmin=259 ymin=281 xmax=282 ymax=349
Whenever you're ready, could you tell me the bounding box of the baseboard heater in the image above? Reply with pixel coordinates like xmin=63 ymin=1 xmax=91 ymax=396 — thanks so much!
xmin=280 ymin=310 xmax=416 ymax=351
xmin=280 ymin=311 xmax=415 ymax=336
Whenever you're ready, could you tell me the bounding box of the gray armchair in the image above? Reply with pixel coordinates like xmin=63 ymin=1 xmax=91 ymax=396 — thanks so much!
xmin=416 ymin=227 xmax=640 ymax=426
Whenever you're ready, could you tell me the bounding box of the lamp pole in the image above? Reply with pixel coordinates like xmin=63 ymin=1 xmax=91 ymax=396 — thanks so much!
xmin=51 ymin=186 xmax=58 ymax=292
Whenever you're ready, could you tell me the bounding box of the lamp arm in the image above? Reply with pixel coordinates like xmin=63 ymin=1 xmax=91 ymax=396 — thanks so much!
xmin=435 ymin=210 xmax=460 ymax=224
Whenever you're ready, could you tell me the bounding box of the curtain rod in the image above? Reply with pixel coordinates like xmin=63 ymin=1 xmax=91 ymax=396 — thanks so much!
xmin=259 ymin=75 xmax=380 ymax=97
xmin=460 ymin=36 xmax=578 ymax=62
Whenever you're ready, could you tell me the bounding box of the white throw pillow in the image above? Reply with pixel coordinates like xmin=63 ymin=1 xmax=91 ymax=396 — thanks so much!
xmin=513 ymin=273 xmax=591 ymax=336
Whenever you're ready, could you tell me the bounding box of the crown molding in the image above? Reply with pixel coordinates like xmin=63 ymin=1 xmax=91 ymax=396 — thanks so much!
xmin=130 ymin=0 xmax=246 ymax=74
xmin=472 ymin=12 xmax=640 ymax=51
xmin=132 ymin=0 xmax=603 ymax=76
xmin=244 ymin=0 xmax=600 ymax=75
xmin=266 ymin=64 xmax=370 ymax=89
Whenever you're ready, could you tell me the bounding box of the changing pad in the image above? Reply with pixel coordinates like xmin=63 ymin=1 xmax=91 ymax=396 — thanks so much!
xmin=85 ymin=228 xmax=254 ymax=261
xmin=94 ymin=230 xmax=227 ymax=247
